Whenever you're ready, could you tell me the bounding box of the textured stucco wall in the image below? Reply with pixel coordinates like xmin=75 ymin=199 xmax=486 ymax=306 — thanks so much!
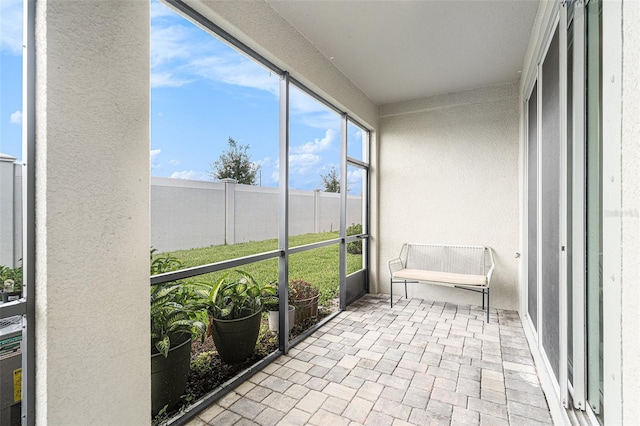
xmin=621 ymin=0 xmax=640 ymax=421
xmin=378 ymin=82 xmax=520 ymax=310
xmin=35 ymin=1 xmax=150 ymax=424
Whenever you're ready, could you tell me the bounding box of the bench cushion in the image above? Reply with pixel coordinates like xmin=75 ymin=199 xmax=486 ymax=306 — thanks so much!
xmin=392 ymin=269 xmax=487 ymax=286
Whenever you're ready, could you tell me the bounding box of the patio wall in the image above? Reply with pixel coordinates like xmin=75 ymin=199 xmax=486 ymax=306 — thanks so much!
xmin=377 ymin=82 xmax=520 ymax=310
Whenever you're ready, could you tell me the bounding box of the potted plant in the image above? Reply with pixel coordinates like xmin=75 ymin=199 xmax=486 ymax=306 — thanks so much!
xmin=289 ymin=279 xmax=320 ymax=325
xmin=196 ymin=270 xmax=275 ymax=364
xmin=150 ymin=249 xmax=207 ymax=417
xmin=0 ymin=264 xmax=23 ymax=303
xmin=262 ymin=293 xmax=295 ymax=333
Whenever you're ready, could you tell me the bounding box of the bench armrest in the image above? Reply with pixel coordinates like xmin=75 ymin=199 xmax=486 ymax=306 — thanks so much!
xmin=485 ymin=247 xmax=496 ymax=286
xmin=389 ymin=257 xmax=404 ymax=275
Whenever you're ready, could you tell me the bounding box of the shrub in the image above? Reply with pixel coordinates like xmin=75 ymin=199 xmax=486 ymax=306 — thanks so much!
xmin=289 ymin=279 xmax=319 ymax=301
xmin=346 ymin=223 xmax=363 ymax=255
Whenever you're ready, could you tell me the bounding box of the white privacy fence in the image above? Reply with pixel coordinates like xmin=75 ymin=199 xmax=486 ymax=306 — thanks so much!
xmin=151 ymin=177 xmax=364 ymax=252
xmin=2 ymin=167 xmax=364 ymax=260
xmin=0 ymin=154 xmax=22 ymax=267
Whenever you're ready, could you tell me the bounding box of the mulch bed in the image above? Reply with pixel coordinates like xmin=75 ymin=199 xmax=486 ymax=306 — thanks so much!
xmin=157 ymin=309 xmax=332 ymax=424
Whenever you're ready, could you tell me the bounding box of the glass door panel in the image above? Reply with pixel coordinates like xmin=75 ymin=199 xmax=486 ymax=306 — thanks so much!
xmin=585 ymin=0 xmax=603 ymax=419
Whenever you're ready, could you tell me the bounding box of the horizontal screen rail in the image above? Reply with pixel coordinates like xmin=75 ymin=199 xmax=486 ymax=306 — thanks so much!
xmin=151 ymin=249 xmax=282 ymax=285
xmin=288 ymin=237 xmax=341 ymax=255
xmin=0 ymin=299 xmax=26 ymax=319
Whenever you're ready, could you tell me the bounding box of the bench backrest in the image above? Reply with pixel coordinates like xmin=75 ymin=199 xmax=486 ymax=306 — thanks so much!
xmin=402 ymin=244 xmax=488 ymax=275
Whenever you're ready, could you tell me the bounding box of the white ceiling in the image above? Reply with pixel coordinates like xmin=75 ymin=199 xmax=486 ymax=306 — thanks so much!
xmin=266 ymin=0 xmax=540 ymax=105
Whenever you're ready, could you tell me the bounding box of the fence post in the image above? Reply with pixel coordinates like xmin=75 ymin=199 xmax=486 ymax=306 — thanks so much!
xmin=0 ymin=153 xmax=17 ymax=266
xmin=222 ymin=178 xmax=237 ymax=245
xmin=314 ymin=189 xmax=320 ymax=234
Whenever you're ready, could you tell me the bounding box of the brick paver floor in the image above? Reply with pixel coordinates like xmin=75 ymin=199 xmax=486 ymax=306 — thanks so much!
xmin=187 ymin=294 xmax=553 ymax=425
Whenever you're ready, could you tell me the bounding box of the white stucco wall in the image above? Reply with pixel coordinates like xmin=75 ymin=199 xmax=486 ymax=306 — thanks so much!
xmin=621 ymin=0 xmax=640 ymax=421
xmin=35 ymin=1 xmax=150 ymax=424
xmin=378 ymin=82 xmax=521 ymax=310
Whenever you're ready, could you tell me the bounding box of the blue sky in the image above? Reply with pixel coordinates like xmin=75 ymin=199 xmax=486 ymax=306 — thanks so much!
xmin=0 ymin=0 xmax=364 ymax=192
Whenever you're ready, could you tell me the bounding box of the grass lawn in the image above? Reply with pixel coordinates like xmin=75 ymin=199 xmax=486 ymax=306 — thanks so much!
xmin=161 ymin=232 xmax=363 ymax=305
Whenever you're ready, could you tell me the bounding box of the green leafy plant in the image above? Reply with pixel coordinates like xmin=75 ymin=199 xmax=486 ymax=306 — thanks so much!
xmin=197 ymin=270 xmax=276 ymax=320
xmin=150 ymin=249 xmax=207 ymax=357
xmin=0 ymin=264 xmax=23 ymax=293
xmin=261 ymin=296 xmax=279 ymax=312
xmin=289 ymin=279 xmax=319 ymax=301
xmin=346 ymin=223 xmax=363 ymax=255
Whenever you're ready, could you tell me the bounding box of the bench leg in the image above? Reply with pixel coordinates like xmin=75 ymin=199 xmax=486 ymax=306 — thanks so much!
xmin=486 ymin=288 xmax=490 ymax=323
xmin=390 ymin=278 xmax=393 ymax=307
xmin=404 ymin=280 xmax=408 ymax=300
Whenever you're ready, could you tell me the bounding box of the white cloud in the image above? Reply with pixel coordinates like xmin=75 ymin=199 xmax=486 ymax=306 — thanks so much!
xmin=290 ymin=89 xmax=341 ymax=129
xmin=347 ymin=168 xmax=364 ymax=193
xmin=9 ymin=110 xmax=22 ymax=125
xmin=289 ymin=153 xmax=321 ymax=175
xmin=188 ymin=55 xmax=279 ymax=95
xmin=150 ymin=11 xmax=279 ymax=94
xmin=170 ymin=170 xmax=210 ymax=181
xmin=0 ymin=0 xmax=22 ymax=55
xmin=255 ymin=156 xmax=272 ymax=168
xmin=150 ymin=149 xmax=162 ymax=170
xmin=151 ymin=72 xmax=193 ymax=88
xmin=150 ymin=1 xmax=177 ymax=20
xmin=292 ymin=128 xmax=336 ymax=155
xmin=169 ymin=159 xmax=180 ymax=166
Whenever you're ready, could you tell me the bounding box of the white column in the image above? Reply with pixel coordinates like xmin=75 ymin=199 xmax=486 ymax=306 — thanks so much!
xmin=35 ymin=1 xmax=150 ymax=424
xmin=620 ymin=0 xmax=640 ymax=422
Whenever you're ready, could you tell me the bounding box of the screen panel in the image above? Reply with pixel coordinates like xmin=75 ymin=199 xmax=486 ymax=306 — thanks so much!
xmin=541 ymin=26 xmax=561 ymax=381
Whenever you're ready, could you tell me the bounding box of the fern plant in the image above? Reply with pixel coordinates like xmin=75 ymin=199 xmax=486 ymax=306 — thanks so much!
xmin=150 ymin=249 xmax=206 ymax=357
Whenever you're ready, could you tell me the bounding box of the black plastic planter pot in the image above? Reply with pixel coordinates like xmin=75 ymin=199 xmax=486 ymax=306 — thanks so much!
xmin=1 ymin=291 xmax=21 ymax=303
xmin=151 ymin=334 xmax=192 ymax=417
xmin=210 ymin=309 xmax=262 ymax=364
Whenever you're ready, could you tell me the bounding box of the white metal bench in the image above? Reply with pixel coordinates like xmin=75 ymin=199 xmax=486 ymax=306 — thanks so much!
xmin=389 ymin=244 xmax=495 ymax=322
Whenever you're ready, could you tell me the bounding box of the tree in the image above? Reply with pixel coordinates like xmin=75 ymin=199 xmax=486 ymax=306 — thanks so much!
xmin=210 ymin=137 xmax=259 ymax=185
xmin=320 ymin=166 xmax=340 ymax=193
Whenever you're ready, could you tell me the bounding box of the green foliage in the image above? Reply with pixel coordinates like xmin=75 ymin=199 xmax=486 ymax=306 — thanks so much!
xmin=210 ymin=137 xmax=259 ymax=185
xmin=191 ymin=351 xmax=216 ymax=376
xmin=196 ymin=270 xmax=276 ymax=320
xmin=0 ymin=264 xmax=23 ymax=292
xmin=346 ymin=223 xmax=363 ymax=255
xmin=289 ymin=279 xmax=319 ymax=301
xmin=320 ymin=165 xmax=340 ymax=193
xmin=150 ymin=249 xmax=207 ymax=357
